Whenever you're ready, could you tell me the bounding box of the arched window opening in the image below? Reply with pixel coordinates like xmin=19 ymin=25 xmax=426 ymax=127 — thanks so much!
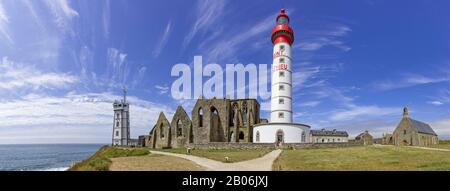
xmin=256 ymin=131 xmax=260 ymax=142
xmin=301 ymin=131 xmax=306 ymax=142
xmin=198 ymin=107 xmax=203 ymax=127
xmin=160 ymin=124 xmax=164 ymax=138
xmin=177 ymin=119 xmax=183 ymax=137
xmin=239 ymin=131 xmax=245 ymax=140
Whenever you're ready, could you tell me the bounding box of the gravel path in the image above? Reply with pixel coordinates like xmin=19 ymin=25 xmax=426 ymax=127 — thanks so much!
xmin=150 ymin=149 xmax=282 ymax=171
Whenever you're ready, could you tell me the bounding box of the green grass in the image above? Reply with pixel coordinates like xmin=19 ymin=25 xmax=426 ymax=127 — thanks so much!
xmin=273 ymin=146 xmax=450 ymax=171
xmin=69 ymin=146 xmax=150 ymax=171
xmin=151 ymin=148 xmax=272 ymax=163
xmin=432 ymin=140 xmax=450 ymax=150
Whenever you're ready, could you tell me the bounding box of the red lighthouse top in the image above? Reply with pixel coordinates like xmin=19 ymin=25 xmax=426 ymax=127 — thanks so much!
xmin=271 ymin=9 xmax=294 ymax=45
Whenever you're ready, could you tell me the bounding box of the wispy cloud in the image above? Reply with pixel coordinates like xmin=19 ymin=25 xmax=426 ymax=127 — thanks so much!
xmin=330 ymin=105 xmax=399 ymax=121
xmin=204 ymin=12 xmax=277 ymax=63
xmin=0 ymin=1 xmax=13 ymax=44
xmin=0 ymin=57 xmax=78 ymax=90
xmin=428 ymin=101 xmax=444 ymax=106
xmin=152 ymin=21 xmax=172 ymax=58
xmin=155 ymin=85 xmax=169 ymax=95
xmin=102 ymin=0 xmax=111 ymax=39
xmin=106 ymin=48 xmax=129 ymax=85
xmin=44 ymin=0 xmax=79 ymax=34
xmin=374 ymin=73 xmax=450 ymax=91
xmin=298 ymin=101 xmax=321 ymax=107
xmin=295 ymin=24 xmax=352 ymax=52
xmin=183 ymin=0 xmax=225 ymax=48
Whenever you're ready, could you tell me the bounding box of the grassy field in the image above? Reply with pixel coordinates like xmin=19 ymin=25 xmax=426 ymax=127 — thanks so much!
xmin=109 ymin=154 xmax=205 ymax=171
xmin=432 ymin=140 xmax=450 ymax=150
xmin=273 ymin=145 xmax=450 ymax=171
xmin=151 ymin=148 xmax=272 ymax=163
xmin=69 ymin=146 xmax=150 ymax=171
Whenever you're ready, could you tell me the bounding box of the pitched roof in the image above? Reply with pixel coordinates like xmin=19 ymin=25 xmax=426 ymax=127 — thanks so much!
xmin=310 ymin=129 xmax=348 ymax=137
xmin=409 ymin=118 xmax=437 ymax=136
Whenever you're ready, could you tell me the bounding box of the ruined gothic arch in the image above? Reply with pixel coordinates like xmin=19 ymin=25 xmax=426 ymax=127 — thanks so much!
xmin=198 ymin=107 xmax=204 ymax=127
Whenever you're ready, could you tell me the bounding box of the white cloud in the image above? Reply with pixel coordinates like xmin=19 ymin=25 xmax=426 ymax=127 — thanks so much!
xmin=0 ymin=92 xmax=174 ymax=144
xmin=0 ymin=0 xmax=13 ymax=44
xmin=155 ymin=85 xmax=169 ymax=95
xmin=374 ymin=74 xmax=450 ymax=91
xmin=183 ymin=0 xmax=225 ymax=48
xmin=44 ymin=0 xmax=79 ymax=34
xmin=330 ymin=105 xmax=399 ymax=121
xmin=430 ymin=118 xmax=450 ymax=140
xmin=106 ymin=48 xmax=129 ymax=85
xmin=299 ymin=101 xmax=321 ymax=107
xmin=292 ymin=66 xmax=320 ymax=90
xmin=428 ymin=101 xmax=444 ymax=106
xmin=0 ymin=57 xmax=78 ymax=90
xmin=204 ymin=12 xmax=276 ymax=62
xmin=152 ymin=21 xmax=172 ymax=58
xmin=102 ymin=0 xmax=111 ymax=39
xmin=294 ymin=25 xmax=352 ymax=52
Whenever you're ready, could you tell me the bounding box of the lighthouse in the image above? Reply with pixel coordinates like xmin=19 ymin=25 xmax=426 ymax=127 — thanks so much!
xmin=253 ymin=9 xmax=310 ymax=144
xmin=270 ymin=9 xmax=294 ymax=123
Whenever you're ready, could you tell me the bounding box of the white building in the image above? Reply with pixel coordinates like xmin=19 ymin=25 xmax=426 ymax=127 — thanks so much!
xmin=253 ymin=9 xmax=310 ymax=144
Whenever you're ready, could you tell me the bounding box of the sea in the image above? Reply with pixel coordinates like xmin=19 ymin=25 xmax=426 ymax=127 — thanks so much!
xmin=0 ymin=144 xmax=104 ymax=171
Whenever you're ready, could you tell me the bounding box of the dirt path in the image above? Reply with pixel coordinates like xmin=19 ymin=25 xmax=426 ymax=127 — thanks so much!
xmin=150 ymin=149 xmax=282 ymax=171
xmin=407 ymin=146 xmax=450 ymax=152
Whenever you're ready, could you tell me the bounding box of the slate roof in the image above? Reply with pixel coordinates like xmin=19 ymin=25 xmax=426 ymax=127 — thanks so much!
xmin=310 ymin=129 xmax=348 ymax=137
xmin=409 ymin=118 xmax=437 ymax=136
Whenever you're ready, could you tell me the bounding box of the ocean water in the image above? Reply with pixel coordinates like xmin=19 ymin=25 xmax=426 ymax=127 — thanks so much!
xmin=0 ymin=144 xmax=104 ymax=171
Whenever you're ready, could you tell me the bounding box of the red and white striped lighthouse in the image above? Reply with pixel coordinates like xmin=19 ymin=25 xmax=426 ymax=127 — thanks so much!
xmin=270 ymin=9 xmax=294 ymax=123
xmin=253 ymin=9 xmax=310 ymax=144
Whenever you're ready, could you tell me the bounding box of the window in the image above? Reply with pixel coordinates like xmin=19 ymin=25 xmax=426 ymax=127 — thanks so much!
xmin=115 ymin=131 xmax=119 ymax=136
xmin=116 ymin=121 xmax=119 ymax=127
xmin=404 ymin=130 xmax=406 ymax=135
xmin=116 ymin=113 xmax=119 ymax=118
xmin=198 ymin=107 xmax=203 ymax=127
xmin=160 ymin=124 xmax=164 ymax=138
xmin=279 ymin=85 xmax=285 ymax=91
xmin=177 ymin=120 xmax=183 ymax=137
xmin=239 ymin=131 xmax=245 ymax=140
xmin=280 ymin=45 xmax=285 ymax=51
xmin=279 ymin=58 xmax=285 ymax=63
xmin=278 ymin=112 xmax=284 ymax=118
xmin=256 ymin=131 xmax=260 ymax=142
xmin=279 ymin=98 xmax=284 ymax=104
xmin=301 ymin=132 xmax=306 ymax=142
xmin=338 ymin=138 xmax=341 ymax=142
xmin=279 ymin=71 xmax=285 ymax=77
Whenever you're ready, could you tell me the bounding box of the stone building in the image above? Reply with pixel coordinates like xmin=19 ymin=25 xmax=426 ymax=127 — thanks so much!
xmin=112 ymin=89 xmax=130 ymax=146
xmin=355 ymin=130 xmax=373 ymax=145
xmin=149 ymin=97 xmax=261 ymax=149
xmin=309 ymin=129 xmax=349 ymax=143
xmin=392 ymin=107 xmax=438 ymax=146
xmin=382 ymin=133 xmax=394 ymax=145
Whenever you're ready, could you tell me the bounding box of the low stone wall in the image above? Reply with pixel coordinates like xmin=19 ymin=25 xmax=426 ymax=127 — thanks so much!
xmin=186 ymin=142 xmax=363 ymax=150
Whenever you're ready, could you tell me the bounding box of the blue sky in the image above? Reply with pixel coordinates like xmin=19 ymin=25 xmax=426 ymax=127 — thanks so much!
xmin=0 ymin=0 xmax=450 ymax=144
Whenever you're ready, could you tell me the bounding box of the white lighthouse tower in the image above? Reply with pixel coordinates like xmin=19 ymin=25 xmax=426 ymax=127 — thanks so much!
xmin=253 ymin=9 xmax=310 ymax=144
xmin=270 ymin=9 xmax=293 ymax=123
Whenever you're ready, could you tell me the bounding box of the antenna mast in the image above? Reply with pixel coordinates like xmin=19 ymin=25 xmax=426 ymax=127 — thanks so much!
xmin=122 ymin=85 xmax=127 ymax=103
